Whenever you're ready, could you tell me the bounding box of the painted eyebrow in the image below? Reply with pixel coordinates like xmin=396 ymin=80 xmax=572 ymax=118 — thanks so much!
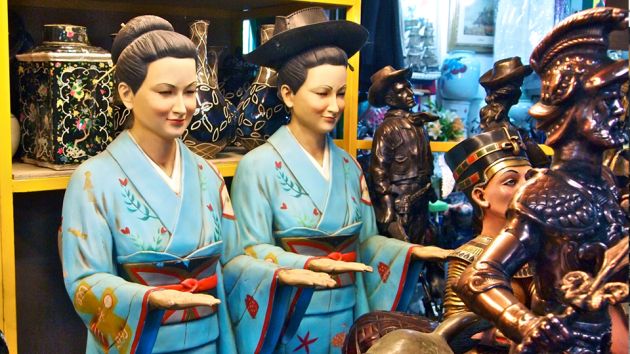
xmin=499 ymin=169 xmax=519 ymax=177
xmin=312 ymin=85 xmax=347 ymax=90
xmin=153 ymin=81 xmax=197 ymax=88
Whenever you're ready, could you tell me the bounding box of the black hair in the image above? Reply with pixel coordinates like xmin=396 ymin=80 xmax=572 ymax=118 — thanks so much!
xmin=276 ymin=45 xmax=347 ymax=100
xmin=111 ymin=15 xmax=197 ymax=93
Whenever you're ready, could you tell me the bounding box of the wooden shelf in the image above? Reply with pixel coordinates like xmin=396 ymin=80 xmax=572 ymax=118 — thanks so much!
xmin=11 ymin=149 xmax=245 ymax=192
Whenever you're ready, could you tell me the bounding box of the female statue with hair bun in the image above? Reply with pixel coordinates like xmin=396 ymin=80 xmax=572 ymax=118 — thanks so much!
xmin=59 ymin=15 xmax=336 ymax=354
xmin=228 ymin=7 xmax=450 ymax=353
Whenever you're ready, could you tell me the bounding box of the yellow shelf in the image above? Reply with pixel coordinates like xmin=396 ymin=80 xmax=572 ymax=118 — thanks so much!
xmin=2 ymin=1 xmax=361 ymax=346
xmin=11 ymin=149 xmax=245 ymax=192
xmin=356 ymin=139 xmax=459 ymax=152
xmin=356 ymin=139 xmax=554 ymax=155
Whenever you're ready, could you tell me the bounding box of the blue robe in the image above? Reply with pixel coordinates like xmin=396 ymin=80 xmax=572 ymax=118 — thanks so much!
xmin=60 ymin=131 xmax=289 ymax=354
xmin=228 ymin=126 xmax=424 ymax=353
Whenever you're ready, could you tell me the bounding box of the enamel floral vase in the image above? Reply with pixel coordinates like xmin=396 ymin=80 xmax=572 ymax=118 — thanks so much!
xmin=236 ymin=24 xmax=289 ymax=151
xmin=16 ymin=24 xmax=115 ymax=169
xmin=184 ymin=20 xmax=237 ymax=159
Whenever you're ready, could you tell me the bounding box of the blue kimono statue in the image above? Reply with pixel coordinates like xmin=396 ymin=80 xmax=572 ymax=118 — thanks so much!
xmin=228 ymin=126 xmax=425 ymax=353
xmin=60 ymin=131 xmax=291 ymax=354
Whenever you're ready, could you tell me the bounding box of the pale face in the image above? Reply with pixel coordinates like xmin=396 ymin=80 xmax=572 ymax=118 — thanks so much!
xmin=473 ymin=165 xmax=532 ymax=222
xmin=119 ymin=57 xmax=197 ymax=143
xmin=282 ymin=64 xmax=347 ymax=135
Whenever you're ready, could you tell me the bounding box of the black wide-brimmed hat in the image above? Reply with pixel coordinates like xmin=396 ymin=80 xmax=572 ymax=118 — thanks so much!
xmin=243 ymin=7 xmax=368 ymax=70
xmin=479 ymin=56 xmax=532 ymax=91
xmin=445 ymin=127 xmax=530 ymax=193
xmin=367 ymin=66 xmax=412 ymax=107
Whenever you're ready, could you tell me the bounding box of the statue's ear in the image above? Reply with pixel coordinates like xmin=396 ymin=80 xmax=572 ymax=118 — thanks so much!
xmin=471 ymin=187 xmax=490 ymax=209
xmin=118 ymin=82 xmax=135 ymax=110
xmin=383 ymin=89 xmax=396 ymax=106
xmin=280 ymin=84 xmax=294 ymax=109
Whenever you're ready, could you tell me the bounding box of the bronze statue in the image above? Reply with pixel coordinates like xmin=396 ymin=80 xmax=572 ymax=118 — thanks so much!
xmin=456 ymin=7 xmax=629 ymax=353
xmin=479 ymin=56 xmax=550 ymax=168
xmin=368 ymin=66 xmax=438 ymax=244
xmin=345 ymin=127 xmax=537 ymax=354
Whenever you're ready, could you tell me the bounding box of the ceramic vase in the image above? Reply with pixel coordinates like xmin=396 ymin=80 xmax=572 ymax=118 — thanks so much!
xmin=438 ymin=50 xmax=480 ymax=101
xmin=184 ymin=20 xmax=237 ymax=158
xmin=16 ymin=24 xmax=115 ymax=169
xmin=236 ymin=24 xmax=289 ymax=151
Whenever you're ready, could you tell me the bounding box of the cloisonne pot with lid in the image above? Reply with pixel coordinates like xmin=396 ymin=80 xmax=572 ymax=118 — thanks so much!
xmin=16 ymin=24 xmax=115 ymax=169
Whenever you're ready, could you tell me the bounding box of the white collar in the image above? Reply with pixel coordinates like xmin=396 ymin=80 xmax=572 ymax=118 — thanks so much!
xmin=128 ymin=132 xmax=182 ymax=194
xmin=286 ymin=126 xmax=330 ymax=181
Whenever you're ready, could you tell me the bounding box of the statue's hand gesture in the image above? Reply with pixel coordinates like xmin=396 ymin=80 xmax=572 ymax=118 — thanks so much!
xmin=277 ymin=268 xmax=337 ymax=288
xmin=148 ymin=289 xmax=221 ymax=310
xmin=515 ymin=313 xmax=573 ymax=354
xmin=308 ymin=258 xmax=373 ymax=275
xmin=411 ymin=245 xmax=451 ymax=262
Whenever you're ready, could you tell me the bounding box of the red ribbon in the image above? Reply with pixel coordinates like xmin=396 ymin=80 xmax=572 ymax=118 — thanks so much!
xmin=156 ymin=274 xmax=218 ymax=293
xmin=326 ymin=251 xmax=357 ymax=262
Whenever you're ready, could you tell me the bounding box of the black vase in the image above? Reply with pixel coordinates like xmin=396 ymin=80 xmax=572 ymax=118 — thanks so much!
xmin=16 ymin=24 xmax=115 ymax=168
xmin=184 ymin=20 xmax=237 ymax=158
xmin=236 ymin=24 xmax=289 ymax=151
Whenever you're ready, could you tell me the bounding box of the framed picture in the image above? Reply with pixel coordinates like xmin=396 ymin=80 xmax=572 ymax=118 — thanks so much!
xmin=448 ymin=0 xmax=496 ymax=52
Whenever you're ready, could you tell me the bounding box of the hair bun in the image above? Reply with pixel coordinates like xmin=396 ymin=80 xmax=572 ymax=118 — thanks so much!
xmin=111 ymin=15 xmax=174 ymax=64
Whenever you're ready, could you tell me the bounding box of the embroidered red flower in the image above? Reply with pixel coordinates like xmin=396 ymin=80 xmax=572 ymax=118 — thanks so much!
xmin=160 ymin=227 xmax=168 ymax=234
xmin=245 ymin=295 xmax=259 ymax=319
xmin=198 ymin=164 xmax=203 ymax=170
xmin=343 ymin=157 xmax=349 ymax=163
xmin=280 ymin=202 xmax=288 ymax=210
xmin=207 ymin=203 xmax=213 ymax=212
xmin=378 ymin=262 xmax=390 ymax=283
xmin=313 ymin=208 xmax=320 ymax=216
xmin=275 ymin=161 xmax=282 ymax=169
xmin=57 ymin=147 xmax=64 ymax=154
xmin=118 ymin=178 xmax=128 ymax=186
xmin=351 ymin=196 xmax=356 ymax=202
xmin=120 ymin=227 xmax=130 ymax=235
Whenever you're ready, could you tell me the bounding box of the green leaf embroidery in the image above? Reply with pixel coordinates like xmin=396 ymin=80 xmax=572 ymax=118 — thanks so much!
xmin=121 ymin=187 xmax=158 ymax=221
xmin=276 ymin=169 xmax=307 ymax=198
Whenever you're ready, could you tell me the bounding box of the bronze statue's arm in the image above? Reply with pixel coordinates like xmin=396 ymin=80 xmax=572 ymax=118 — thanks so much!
xmin=455 ymin=214 xmax=541 ymax=342
xmin=371 ymin=127 xmax=400 ymax=224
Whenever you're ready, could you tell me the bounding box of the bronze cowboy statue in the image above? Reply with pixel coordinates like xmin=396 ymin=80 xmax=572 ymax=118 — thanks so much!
xmin=368 ymin=65 xmax=438 ymax=244
xmin=479 ymin=56 xmax=550 ymax=168
xmin=456 ymin=7 xmax=629 ymax=354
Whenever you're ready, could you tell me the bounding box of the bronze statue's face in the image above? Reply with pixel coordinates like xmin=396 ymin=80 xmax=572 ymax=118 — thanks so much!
xmin=577 ymin=83 xmax=627 ymax=149
xmin=386 ymin=80 xmax=415 ymax=109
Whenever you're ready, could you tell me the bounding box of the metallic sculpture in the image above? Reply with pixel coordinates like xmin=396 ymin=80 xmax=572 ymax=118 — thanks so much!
xmin=456 ymin=7 xmax=629 ymax=353
xmin=479 ymin=56 xmax=550 ymax=168
xmin=368 ymin=66 xmax=438 ymax=244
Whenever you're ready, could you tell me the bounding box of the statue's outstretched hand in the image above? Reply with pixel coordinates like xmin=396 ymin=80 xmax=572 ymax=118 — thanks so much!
xmin=277 ymin=268 xmax=338 ymax=288
xmin=308 ymin=258 xmax=372 ymax=275
xmin=411 ymin=245 xmax=451 ymax=262
xmin=148 ymin=289 xmax=220 ymax=310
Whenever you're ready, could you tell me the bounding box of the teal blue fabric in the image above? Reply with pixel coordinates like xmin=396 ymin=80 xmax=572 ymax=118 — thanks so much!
xmin=230 ymin=126 xmax=424 ymax=353
xmin=60 ymin=131 xmax=237 ymax=353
